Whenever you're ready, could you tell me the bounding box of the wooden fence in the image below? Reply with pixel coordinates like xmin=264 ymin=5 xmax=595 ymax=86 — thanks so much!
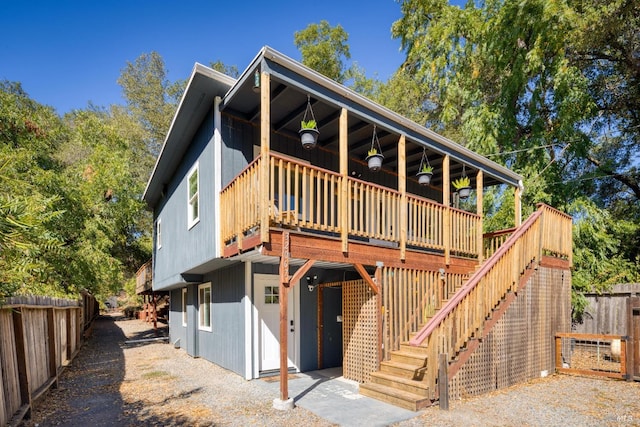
xmin=0 ymin=294 xmax=97 ymax=426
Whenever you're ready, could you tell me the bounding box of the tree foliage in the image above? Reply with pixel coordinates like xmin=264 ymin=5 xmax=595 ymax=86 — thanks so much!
xmin=392 ymin=0 xmax=640 ymax=317
xmin=294 ymin=20 xmax=352 ymax=83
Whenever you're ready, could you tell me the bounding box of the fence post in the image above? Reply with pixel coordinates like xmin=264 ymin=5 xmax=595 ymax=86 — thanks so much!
xmin=555 ymin=335 xmax=562 ymax=371
xmin=12 ymin=308 xmax=32 ymax=420
xmin=438 ymin=353 xmax=449 ymax=410
xmin=46 ymin=308 xmax=58 ymax=388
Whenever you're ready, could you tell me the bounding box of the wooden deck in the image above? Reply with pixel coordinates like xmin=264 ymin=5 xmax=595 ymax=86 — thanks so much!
xmin=221 ymin=152 xmax=482 ymax=263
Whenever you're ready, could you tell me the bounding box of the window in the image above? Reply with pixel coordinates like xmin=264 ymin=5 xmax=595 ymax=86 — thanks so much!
xmin=264 ymin=285 xmax=279 ymax=304
xmin=182 ymin=288 xmax=187 ymax=327
xmin=198 ymin=283 xmax=212 ymax=331
xmin=156 ymin=218 xmax=162 ymax=249
xmin=187 ymin=163 xmax=199 ymax=228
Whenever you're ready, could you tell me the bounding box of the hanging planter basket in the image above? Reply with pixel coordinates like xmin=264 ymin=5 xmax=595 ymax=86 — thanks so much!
xmin=366 ymin=124 xmax=384 ymax=172
xmin=299 ymin=95 xmax=319 ymax=150
xmin=416 ymin=148 xmax=434 ymax=186
xmin=452 ymin=165 xmax=471 ymax=199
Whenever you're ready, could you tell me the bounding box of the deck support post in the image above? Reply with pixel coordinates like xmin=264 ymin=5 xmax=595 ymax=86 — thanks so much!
xmin=275 ymin=230 xmax=315 ymax=410
xmin=443 ymin=155 xmax=451 ymax=265
xmin=514 ymin=182 xmax=522 ymax=227
xmin=476 ymin=170 xmax=483 ymax=263
xmin=260 ymin=68 xmax=271 ymax=243
xmin=398 ymin=135 xmax=407 ymax=261
xmin=339 ymin=108 xmax=349 ymax=253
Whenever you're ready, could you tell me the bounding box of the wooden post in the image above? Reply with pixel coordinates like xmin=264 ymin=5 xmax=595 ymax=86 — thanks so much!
xmin=12 ymin=308 xmax=32 ymax=417
xmin=278 ymin=230 xmax=290 ymax=403
xmin=555 ymin=336 xmax=562 ymax=371
xmin=398 ymin=135 xmax=407 ymax=261
xmin=66 ymin=309 xmax=72 ymax=362
xmin=47 ymin=307 xmax=58 ymax=388
xmin=376 ymin=266 xmax=383 ymax=367
xmin=442 ymin=155 xmax=451 ymax=265
xmin=514 ymin=183 xmax=522 ymax=227
xmin=260 ymin=69 xmax=271 ymax=243
xmin=339 ymin=108 xmax=349 ymax=253
xmin=476 ymin=170 xmax=483 ymax=263
xmin=438 ymin=353 xmax=449 ymax=410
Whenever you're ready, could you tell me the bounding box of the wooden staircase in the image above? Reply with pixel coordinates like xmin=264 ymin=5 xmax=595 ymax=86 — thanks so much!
xmin=360 ymin=205 xmax=574 ymax=411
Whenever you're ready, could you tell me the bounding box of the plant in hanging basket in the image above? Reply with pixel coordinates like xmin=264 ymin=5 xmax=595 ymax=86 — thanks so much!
xmin=366 ymin=148 xmax=384 ymax=172
xmin=416 ymin=164 xmax=434 ymax=186
xmin=299 ymin=120 xmax=319 ymax=150
xmin=452 ymin=176 xmax=471 ymax=199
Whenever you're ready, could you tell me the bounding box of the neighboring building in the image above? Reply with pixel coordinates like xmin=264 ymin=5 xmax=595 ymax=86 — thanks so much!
xmin=139 ymin=46 xmax=573 ymax=410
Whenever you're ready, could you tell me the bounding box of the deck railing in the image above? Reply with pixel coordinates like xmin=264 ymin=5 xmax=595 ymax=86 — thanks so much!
xmin=135 ymin=259 xmax=153 ymax=295
xmin=409 ymin=203 xmax=572 ymax=397
xmin=220 ymin=153 xmax=481 ymax=258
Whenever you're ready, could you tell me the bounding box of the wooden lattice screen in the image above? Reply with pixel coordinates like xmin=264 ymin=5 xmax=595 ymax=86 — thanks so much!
xmin=342 ymin=280 xmax=378 ymax=383
xmin=449 ymin=265 xmax=571 ymax=399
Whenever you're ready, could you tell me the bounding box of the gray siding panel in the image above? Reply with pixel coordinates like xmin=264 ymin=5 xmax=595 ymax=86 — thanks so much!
xmin=168 ymin=289 xmax=187 ymax=348
xmin=153 ymin=107 xmax=217 ymax=290
xmin=196 ymin=264 xmax=246 ymax=376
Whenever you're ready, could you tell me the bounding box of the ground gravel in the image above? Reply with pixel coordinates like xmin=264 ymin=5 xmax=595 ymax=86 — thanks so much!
xmin=23 ymin=313 xmax=640 ymax=426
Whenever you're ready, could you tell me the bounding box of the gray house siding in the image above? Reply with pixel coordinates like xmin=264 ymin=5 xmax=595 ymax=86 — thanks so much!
xmin=153 ymin=107 xmax=217 ymax=290
xmin=168 ymin=289 xmax=187 ymax=348
xmin=196 ymin=264 xmax=246 ymax=376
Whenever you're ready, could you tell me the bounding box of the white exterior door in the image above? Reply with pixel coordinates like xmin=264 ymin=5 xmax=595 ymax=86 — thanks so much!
xmin=254 ymin=274 xmax=297 ymax=373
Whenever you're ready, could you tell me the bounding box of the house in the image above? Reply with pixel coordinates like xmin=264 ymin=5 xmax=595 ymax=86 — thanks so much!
xmin=139 ymin=46 xmax=573 ymax=410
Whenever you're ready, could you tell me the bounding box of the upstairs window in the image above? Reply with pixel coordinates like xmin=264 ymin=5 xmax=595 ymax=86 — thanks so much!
xmin=156 ymin=218 xmax=162 ymax=249
xmin=187 ymin=164 xmax=199 ymax=228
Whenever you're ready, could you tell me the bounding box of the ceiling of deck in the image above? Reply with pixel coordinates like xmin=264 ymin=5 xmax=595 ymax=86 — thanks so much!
xmin=223 ymin=79 xmax=491 ymax=188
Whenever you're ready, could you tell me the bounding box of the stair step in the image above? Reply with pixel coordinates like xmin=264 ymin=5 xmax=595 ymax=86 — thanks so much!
xmin=360 ymin=382 xmax=431 ymax=411
xmin=390 ymin=350 xmax=427 ymax=365
xmin=399 ymin=342 xmax=429 ymax=355
xmin=369 ymin=371 xmax=430 ymax=397
xmin=380 ymin=360 xmax=426 ymax=379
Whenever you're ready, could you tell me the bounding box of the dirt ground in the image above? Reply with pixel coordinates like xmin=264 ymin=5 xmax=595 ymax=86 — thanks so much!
xmin=22 ymin=312 xmax=640 ymax=427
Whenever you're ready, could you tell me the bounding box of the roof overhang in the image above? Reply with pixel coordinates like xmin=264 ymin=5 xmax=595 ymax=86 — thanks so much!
xmin=221 ymin=46 xmax=522 ymax=188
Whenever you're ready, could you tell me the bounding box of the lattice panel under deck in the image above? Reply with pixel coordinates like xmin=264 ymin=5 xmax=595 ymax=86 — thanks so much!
xmin=342 ymin=280 xmax=378 ymax=383
xmin=449 ymin=266 xmax=571 ymax=399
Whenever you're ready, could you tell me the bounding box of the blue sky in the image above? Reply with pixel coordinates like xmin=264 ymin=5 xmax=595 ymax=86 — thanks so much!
xmin=1 ymin=1 xmax=411 ymax=114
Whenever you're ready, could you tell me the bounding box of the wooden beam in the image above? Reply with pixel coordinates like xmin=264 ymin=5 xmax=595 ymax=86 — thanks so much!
xmin=280 ymin=231 xmax=290 ymax=284
xmin=514 ymin=184 xmax=522 ymax=227
xmin=289 ymin=259 xmax=316 ymax=286
xmin=442 ymin=155 xmax=451 ymax=265
xmin=353 ymin=263 xmax=379 ymax=294
xmin=340 ymin=108 xmax=349 ymax=253
xmin=260 ymin=70 xmax=271 ymax=243
xmin=476 ymin=169 xmax=484 ymax=263
xmin=398 ymin=134 xmax=407 ymax=260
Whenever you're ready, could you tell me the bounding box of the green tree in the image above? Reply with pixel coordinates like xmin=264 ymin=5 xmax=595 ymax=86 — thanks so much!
xmin=392 ymin=0 xmax=640 ymax=316
xmin=294 ymin=20 xmax=352 ymax=83
xmin=117 ymin=52 xmax=184 ymax=158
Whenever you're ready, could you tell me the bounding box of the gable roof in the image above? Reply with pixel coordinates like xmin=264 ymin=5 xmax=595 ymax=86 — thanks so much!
xmin=143 ymin=47 xmax=523 ymax=208
xmin=143 ymin=63 xmax=235 ymax=207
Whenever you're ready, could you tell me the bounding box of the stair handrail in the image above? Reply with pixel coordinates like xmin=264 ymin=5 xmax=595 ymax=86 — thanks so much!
xmin=409 ymin=206 xmax=545 ymax=347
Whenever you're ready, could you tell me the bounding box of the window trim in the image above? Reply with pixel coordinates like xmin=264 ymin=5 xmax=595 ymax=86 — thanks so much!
xmin=181 ymin=288 xmax=187 ymax=327
xmin=187 ymin=162 xmax=200 ymax=229
xmin=198 ymin=282 xmax=212 ymax=332
xmin=156 ymin=218 xmax=162 ymax=249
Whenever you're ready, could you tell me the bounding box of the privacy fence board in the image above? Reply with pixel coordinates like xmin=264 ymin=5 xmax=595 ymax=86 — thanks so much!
xmin=0 ymin=295 xmax=95 ymax=426
xmin=574 ymin=284 xmax=640 ymax=336
xmin=449 ymin=266 xmax=571 ymax=399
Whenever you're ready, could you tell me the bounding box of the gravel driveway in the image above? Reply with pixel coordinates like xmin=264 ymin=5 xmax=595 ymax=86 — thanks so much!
xmin=23 ymin=313 xmax=640 ymax=426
